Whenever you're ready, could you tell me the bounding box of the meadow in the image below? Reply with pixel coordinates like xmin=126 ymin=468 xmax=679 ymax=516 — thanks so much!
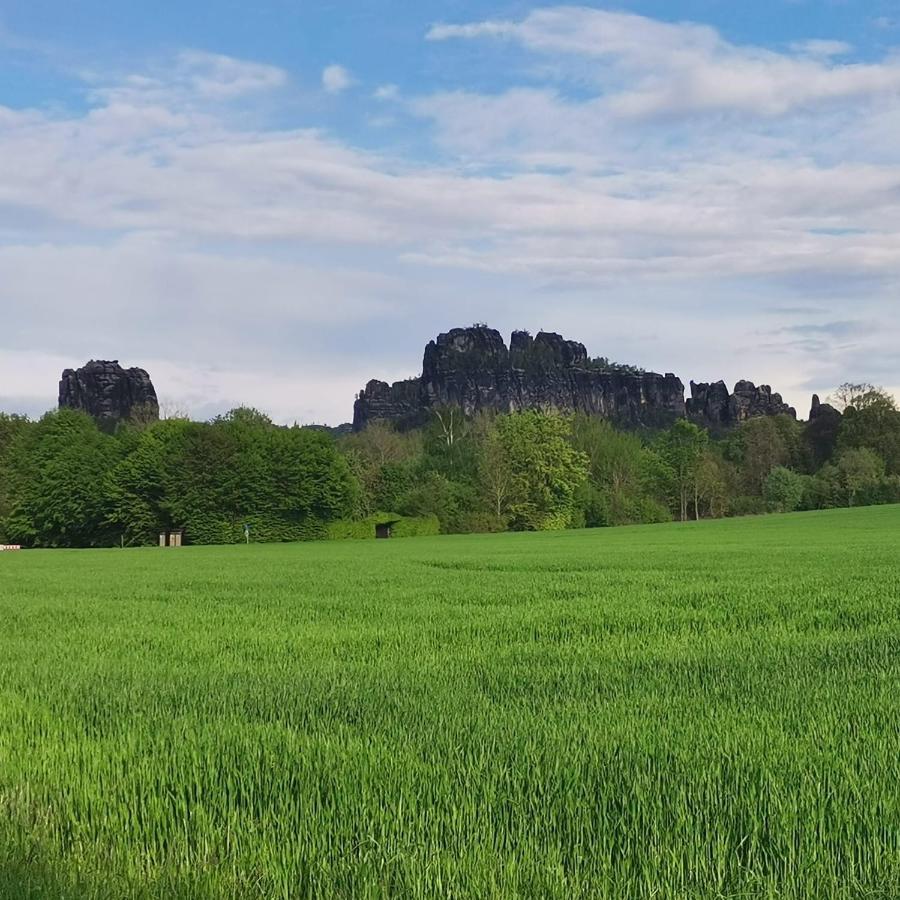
xmin=1 ymin=507 xmax=898 ymax=899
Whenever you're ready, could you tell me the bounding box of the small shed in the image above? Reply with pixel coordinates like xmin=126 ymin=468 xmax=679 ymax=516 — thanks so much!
xmin=159 ymin=529 xmax=184 ymax=547
xmin=375 ymin=520 xmax=400 ymax=539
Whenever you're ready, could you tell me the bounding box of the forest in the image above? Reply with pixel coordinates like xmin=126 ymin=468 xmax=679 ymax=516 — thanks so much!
xmin=1 ymin=383 xmax=898 ymax=547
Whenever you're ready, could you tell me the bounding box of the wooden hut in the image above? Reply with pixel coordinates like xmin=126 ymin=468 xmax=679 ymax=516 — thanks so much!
xmin=375 ymin=520 xmax=400 ymax=539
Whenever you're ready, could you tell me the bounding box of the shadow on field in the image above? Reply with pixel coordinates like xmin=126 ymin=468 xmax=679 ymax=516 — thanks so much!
xmin=0 ymin=845 xmax=213 ymax=900
xmin=0 ymin=847 xmax=103 ymax=900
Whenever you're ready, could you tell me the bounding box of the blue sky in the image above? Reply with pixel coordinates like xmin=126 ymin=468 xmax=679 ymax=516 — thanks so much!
xmin=1 ymin=1 xmax=898 ymax=422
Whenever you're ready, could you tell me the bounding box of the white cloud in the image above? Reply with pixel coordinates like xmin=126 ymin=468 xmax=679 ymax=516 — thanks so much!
xmin=428 ymin=7 xmax=900 ymax=118
xmin=427 ymin=21 xmax=515 ymax=41
xmin=791 ymin=39 xmax=853 ymax=59
xmin=374 ymin=83 xmax=400 ymax=101
xmin=177 ymin=50 xmax=288 ymax=98
xmin=82 ymin=51 xmax=288 ymax=109
xmin=322 ymin=64 xmax=354 ymax=94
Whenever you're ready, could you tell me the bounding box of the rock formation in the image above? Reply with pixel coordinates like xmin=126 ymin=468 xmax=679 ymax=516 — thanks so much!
xmin=354 ymin=326 xmax=685 ymax=431
xmin=685 ymin=381 xmax=732 ymax=426
xmin=354 ymin=377 xmax=423 ymax=428
xmin=809 ymin=394 xmax=839 ymax=422
xmin=687 ymin=379 xmax=796 ymax=428
xmin=354 ymin=325 xmax=800 ymax=433
xmin=59 ymin=360 xmax=159 ymax=427
xmin=806 ymin=394 xmax=843 ymax=467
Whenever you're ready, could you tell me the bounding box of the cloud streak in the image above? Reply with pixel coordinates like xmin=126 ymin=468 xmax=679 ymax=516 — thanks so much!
xmin=428 ymin=7 xmax=900 ymax=118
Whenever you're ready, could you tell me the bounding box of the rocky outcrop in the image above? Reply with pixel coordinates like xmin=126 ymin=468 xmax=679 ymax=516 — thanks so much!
xmin=59 ymin=360 xmax=159 ymax=427
xmin=809 ymin=394 xmax=839 ymax=422
xmin=355 ymin=378 xmax=423 ymax=428
xmin=731 ymin=380 xmax=796 ymax=421
xmin=354 ymin=325 xmax=802 ymax=433
xmin=806 ymin=394 xmax=842 ymax=467
xmin=687 ymin=379 xmax=796 ymax=428
xmin=685 ymin=381 xmax=732 ymax=426
xmin=354 ymin=326 xmax=684 ymax=431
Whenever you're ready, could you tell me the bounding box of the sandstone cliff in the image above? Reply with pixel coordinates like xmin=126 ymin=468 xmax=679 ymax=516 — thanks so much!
xmin=686 ymin=380 xmax=796 ymax=428
xmin=354 ymin=325 xmax=798 ymax=432
xmin=59 ymin=360 xmax=159 ymax=427
xmin=805 ymin=394 xmax=843 ymax=468
xmin=354 ymin=326 xmax=684 ymax=431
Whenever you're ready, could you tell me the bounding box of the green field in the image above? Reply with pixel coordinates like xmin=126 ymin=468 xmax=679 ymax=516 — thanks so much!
xmin=1 ymin=507 xmax=899 ymax=899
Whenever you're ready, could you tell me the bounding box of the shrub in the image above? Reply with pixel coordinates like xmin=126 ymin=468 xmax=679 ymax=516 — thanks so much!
xmin=763 ymin=467 xmax=806 ymax=513
xmin=327 ymin=512 xmax=440 ymax=540
xmin=729 ymin=495 xmax=768 ymax=517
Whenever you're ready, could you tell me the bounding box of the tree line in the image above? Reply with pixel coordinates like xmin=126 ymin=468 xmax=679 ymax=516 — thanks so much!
xmin=1 ymin=384 xmax=898 ymax=547
xmin=0 ymin=408 xmax=357 ymax=547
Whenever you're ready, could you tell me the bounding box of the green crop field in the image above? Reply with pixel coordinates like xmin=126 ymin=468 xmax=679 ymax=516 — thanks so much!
xmin=1 ymin=507 xmax=898 ymax=899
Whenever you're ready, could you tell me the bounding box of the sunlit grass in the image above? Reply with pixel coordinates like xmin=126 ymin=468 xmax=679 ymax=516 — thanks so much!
xmin=1 ymin=507 xmax=899 ymax=898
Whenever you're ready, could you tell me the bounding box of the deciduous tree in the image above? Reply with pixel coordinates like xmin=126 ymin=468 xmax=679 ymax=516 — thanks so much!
xmin=494 ymin=411 xmax=588 ymax=531
xmin=659 ymin=419 xmax=708 ymax=521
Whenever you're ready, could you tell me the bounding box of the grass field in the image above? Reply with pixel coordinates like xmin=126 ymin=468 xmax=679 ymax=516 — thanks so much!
xmin=1 ymin=507 xmax=899 ymax=899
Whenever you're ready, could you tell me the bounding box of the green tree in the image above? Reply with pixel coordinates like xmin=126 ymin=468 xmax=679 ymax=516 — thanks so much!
xmin=830 ymin=383 xmax=880 ymax=412
xmin=837 ymin=389 xmax=900 ymax=475
xmin=571 ymin=415 xmax=672 ymax=526
xmin=0 ymin=413 xmax=33 ymax=540
xmin=5 ymin=410 xmax=120 ymax=547
xmin=478 ymin=418 xmax=515 ymax=525
xmin=421 ymin=407 xmax=483 ymax=486
xmin=105 ymin=418 xmax=192 ymax=545
xmin=0 ymin=412 xmax=31 ymax=458
xmin=397 ymin=471 xmax=477 ymax=533
xmin=837 ymin=448 xmax=885 ymax=508
xmin=659 ymin=419 xmax=709 ymax=522
xmin=494 ymin=411 xmax=588 ymax=531
xmin=267 ymin=426 xmax=358 ymax=538
xmin=728 ymin=416 xmax=791 ymax=496
xmin=210 ymin=408 xmax=277 ymax=528
xmin=763 ymin=467 xmax=806 ymax=513
xmin=339 ymin=424 xmax=423 ymax=516
xmin=106 ymin=412 xmax=358 ymax=546
xmin=803 ymin=464 xmax=840 ymax=510
xmin=694 ymin=450 xmax=730 ymax=519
